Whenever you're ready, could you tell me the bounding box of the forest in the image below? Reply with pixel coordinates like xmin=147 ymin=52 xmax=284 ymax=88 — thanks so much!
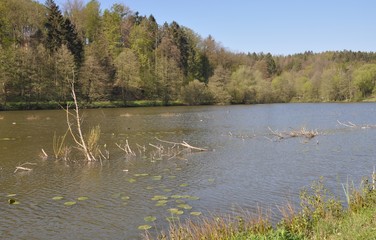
xmin=1 ymin=0 xmax=376 ymax=110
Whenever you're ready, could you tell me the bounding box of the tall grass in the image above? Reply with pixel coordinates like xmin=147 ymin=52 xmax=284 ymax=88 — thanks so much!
xmin=147 ymin=175 xmax=376 ymax=240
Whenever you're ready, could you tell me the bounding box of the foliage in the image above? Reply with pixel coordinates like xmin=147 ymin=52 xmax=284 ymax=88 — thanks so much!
xmin=180 ymin=79 xmax=213 ymax=105
xmin=2 ymin=0 xmax=376 ymax=108
xmin=151 ymin=176 xmax=376 ymax=240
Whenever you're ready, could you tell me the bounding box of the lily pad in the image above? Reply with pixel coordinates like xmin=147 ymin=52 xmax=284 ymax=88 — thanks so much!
xmin=175 ymin=199 xmax=185 ymax=204
xmin=7 ymin=194 xmax=16 ymax=197
xmin=112 ymin=193 xmax=123 ymax=198
xmin=77 ymin=196 xmax=89 ymax=201
xmin=134 ymin=173 xmax=149 ymax=177
xmin=163 ymin=188 xmax=172 ymax=192
xmin=144 ymin=216 xmax=157 ymax=222
xmin=168 ymin=176 xmax=176 ymax=179
xmin=166 ymin=216 xmax=179 ymax=222
xmin=190 ymin=212 xmax=202 ymax=216
xmin=146 ymin=186 xmax=154 ymax=190
xmin=171 ymin=195 xmax=184 ymax=199
xmin=155 ymin=202 xmax=166 ymax=207
xmin=185 ymin=195 xmax=200 ymax=200
xmin=151 ymin=195 xmax=168 ymax=201
xmin=157 ymin=200 xmax=168 ymax=204
xmin=52 ymin=196 xmax=64 ymax=201
xmin=121 ymin=196 xmax=130 ymax=200
xmin=208 ymin=178 xmax=215 ymax=182
xmin=128 ymin=178 xmax=137 ymax=183
xmin=179 ymin=183 xmax=189 ymax=187
xmin=151 ymin=175 xmax=162 ymax=181
xmin=64 ymin=201 xmax=77 ymax=206
xmin=138 ymin=225 xmax=152 ymax=230
xmin=177 ymin=204 xmax=192 ymax=210
xmin=169 ymin=208 xmax=184 ymax=215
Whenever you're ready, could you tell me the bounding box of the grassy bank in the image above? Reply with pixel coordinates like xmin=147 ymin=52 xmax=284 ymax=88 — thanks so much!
xmin=0 ymin=100 xmax=184 ymax=111
xmin=1 ymin=98 xmax=376 ymax=111
xmin=148 ymin=176 xmax=376 ymax=240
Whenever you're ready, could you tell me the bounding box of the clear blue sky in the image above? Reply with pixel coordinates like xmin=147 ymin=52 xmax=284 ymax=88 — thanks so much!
xmin=53 ymin=0 xmax=376 ymax=55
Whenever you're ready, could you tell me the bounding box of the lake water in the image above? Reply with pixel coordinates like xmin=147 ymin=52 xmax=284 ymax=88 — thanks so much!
xmin=1 ymin=103 xmax=376 ymax=239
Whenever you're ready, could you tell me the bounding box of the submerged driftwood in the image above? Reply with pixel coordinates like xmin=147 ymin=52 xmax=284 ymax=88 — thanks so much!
xmin=268 ymin=127 xmax=319 ymax=141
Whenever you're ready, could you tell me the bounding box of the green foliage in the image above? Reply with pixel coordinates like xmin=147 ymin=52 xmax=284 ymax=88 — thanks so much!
xmin=181 ymin=80 xmax=213 ymax=105
xmin=279 ymin=177 xmax=343 ymax=237
xmin=353 ymin=64 xmax=376 ymax=98
xmin=3 ymin=0 xmax=376 ymax=108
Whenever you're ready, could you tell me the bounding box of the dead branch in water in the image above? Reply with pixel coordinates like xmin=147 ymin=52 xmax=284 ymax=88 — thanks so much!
xmin=155 ymin=137 xmax=208 ymax=151
xmin=337 ymin=120 xmax=376 ymax=129
xmin=14 ymin=162 xmax=37 ymax=173
xmin=268 ymin=127 xmax=319 ymax=140
xmin=116 ymin=139 xmax=136 ymax=157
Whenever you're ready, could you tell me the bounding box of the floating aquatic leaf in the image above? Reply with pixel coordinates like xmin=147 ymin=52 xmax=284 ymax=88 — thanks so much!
xmin=121 ymin=196 xmax=130 ymax=200
xmin=171 ymin=195 xmax=183 ymax=199
xmin=64 ymin=201 xmax=76 ymax=206
xmin=177 ymin=204 xmax=192 ymax=210
xmin=175 ymin=200 xmax=185 ymax=204
xmin=163 ymin=189 xmax=172 ymax=192
xmin=77 ymin=196 xmax=88 ymax=201
xmin=144 ymin=216 xmax=157 ymax=222
xmin=52 ymin=196 xmax=64 ymax=201
xmin=169 ymin=208 xmax=184 ymax=215
xmin=179 ymin=183 xmax=189 ymax=187
xmin=151 ymin=175 xmax=162 ymax=181
xmin=0 ymin=138 xmax=12 ymax=141
xmin=166 ymin=216 xmax=179 ymax=222
xmin=175 ymin=168 xmax=182 ymax=171
xmin=190 ymin=212 xmax=202 ymax=216
xmin=151 ymin=195 xmax=168 ymax=201
xmin=128 ymin=178 xmax=137 ymax=183
xmin=12 ymin=201 xmax=20 ymax=205
xmin=208 ymin=178 xmax=215 ymax=182
xmin=146 ymin=186 xmax=154 ymax=190
xmin=168 ymin=176 xmax=176 ymax=179
xmin=138 ymin=225 xmax=152 ymax=230
xmin=168 ymin=208 xmax=179 ymax=213
xmin=7 ymin=194 xmax=16 ymax=197
xmin=155 ymin=202 xmax=166 ymax=207
xmin=112 ymin=193 xmax=122 ymax=198
xmin=158 ymin=199 xmax=168 ymax=204
xmin=134 ymin=173 xmax=149 ymax=177
xmin=185 ymin=195 xmax=200 ymax=200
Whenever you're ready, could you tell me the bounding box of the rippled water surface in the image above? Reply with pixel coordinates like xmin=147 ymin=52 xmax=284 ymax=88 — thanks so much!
xmin=1 ymin=103 xmax=376 ymax=239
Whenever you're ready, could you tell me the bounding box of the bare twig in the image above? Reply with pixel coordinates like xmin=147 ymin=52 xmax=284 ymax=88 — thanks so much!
xmin=14 ymin=162 xmax=37 ymax=173
xmin=155 ymin=137 xmax=207 ymax=151
xmin=337 ymin=120 xmax=376 ymax=129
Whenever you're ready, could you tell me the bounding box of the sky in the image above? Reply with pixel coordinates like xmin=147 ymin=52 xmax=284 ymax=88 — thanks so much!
xmin=51 ymin=0 xmax=376 ymax=55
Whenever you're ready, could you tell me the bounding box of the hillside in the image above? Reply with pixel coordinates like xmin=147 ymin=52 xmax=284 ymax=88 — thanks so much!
xmin=1 ymin=0 xmax=376 ymax=109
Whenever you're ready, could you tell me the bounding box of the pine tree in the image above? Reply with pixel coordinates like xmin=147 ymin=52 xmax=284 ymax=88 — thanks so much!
xmin=45 ymin=0 xmax=83 ymax=66
xmin=45 ymin=0 xmax=65 ymax=52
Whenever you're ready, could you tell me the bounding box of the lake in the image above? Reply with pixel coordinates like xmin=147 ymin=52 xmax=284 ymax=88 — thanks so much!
xmin=1 ymin=103 xmax=376 ymax=239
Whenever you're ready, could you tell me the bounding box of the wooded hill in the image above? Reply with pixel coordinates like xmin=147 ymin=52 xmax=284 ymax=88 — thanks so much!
xmin=1 ymin=0 xmax=376 ymax=109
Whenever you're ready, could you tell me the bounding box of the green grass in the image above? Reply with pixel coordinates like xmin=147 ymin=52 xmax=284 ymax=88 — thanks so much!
xmin=0 ymin=100 xmax=185 ymax=111
xmin=148 ymin=177 xmax=376 ymax=240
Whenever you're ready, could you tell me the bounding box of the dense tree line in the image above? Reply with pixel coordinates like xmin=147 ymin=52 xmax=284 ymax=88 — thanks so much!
xmin=1 ymin=0 xmax=376 ymax=109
